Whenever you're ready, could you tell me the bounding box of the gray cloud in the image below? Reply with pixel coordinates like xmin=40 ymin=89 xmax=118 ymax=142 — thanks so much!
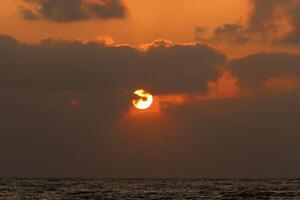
xmin=228 ymin=53 xmax=300 ymax=91
xmin=249 ymin=0 xmax=300 ymax=43
xmin=210 ymin=23 xmax=250 ymax=44
xmin=197 ymin=0 xmax=300 ymax=44
xmin=0 ymin=35 xmax=225 ymax=177
xmin=0 ymin=36 xmax=225 ymax=94
xmin=19 ymin=0 xmax=127 ymax=22
xmin=280 ymin=2 xmax=300 ymax=43
xmin=142 ymin=41 xmax=225 ymax=94
xmin=1 ymin=35 xmax=300 ymax=178
xmin=248 ymin=0 xmax=288 ymax=30
xmin=161 ymin=92 xmax=300 ymax=178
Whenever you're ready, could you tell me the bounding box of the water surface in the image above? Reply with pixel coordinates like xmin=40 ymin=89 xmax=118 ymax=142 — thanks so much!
xmin=0 ymin=178 xmax=299 ymax=199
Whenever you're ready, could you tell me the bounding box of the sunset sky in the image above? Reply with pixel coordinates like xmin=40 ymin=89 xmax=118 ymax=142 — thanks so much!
xmin=1 ymin=0 xmax=300 ymax=178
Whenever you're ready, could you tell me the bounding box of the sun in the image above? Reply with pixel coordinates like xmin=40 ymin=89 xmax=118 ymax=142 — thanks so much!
xmin=132 ymin=89 xmax=154 ymax=110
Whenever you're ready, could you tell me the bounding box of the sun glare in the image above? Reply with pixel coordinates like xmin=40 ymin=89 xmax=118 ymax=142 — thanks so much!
xmin=132 ymin=89 xmax=154 ymax=110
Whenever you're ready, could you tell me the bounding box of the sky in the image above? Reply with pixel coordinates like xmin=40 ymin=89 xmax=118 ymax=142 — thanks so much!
xmin=0 ymin=0 xmax=300 ymax=178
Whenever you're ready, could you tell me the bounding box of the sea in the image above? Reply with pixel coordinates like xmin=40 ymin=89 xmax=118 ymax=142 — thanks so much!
xmin=0 ymin=178 xmax=299 ymax=199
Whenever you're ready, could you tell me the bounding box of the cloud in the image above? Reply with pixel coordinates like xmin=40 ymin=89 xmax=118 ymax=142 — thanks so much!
xmin=1 ymin=35 xmax=300 ymax=178
xmin=161 ymin=91 xmax=300 ymax=177
xmin=0 ymin=35 xmax=226 ymax=177
xmin=228 ymin=53 xmax=300 ymax=93
xmin=194 ymin=26 xmax=207 ymax=40
xmin=196 ymin=0 xmax=300 ymax=44
xmin=19 ymin=7 xmax=39 ymax=20
xmin=19 ymin=0 xmax=127 ymax=22
xmin=278 ymin=1 xmax=300 ymax=43
xmin=248 ymin=0 xmax=300 ymax=43
xmin=210 ymin=23 xmax=251 ymax=44
xmin=141 ymin=40 xmax=226 ymax=94
xmin=0 ymin=36 xmax=225 ymax=94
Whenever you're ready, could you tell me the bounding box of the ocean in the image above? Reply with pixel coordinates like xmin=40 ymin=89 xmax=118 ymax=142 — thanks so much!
xmin=0 ymin=178 xmax=299 ymax=199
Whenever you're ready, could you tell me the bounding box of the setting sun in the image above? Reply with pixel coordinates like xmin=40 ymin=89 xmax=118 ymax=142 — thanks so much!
xmin=132 ymin=89 xmax=154 ymax=110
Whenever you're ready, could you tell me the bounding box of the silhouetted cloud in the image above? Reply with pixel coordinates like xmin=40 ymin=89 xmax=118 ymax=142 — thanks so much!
xmin=161 ymin=91 xmax=300 ymax=177
xmin=211 ymin=23 xmax=250 ymax=44
xmin=19 ymin=7 xmax=38 ymax=20
xmin=228 ymin=53 xmax=300 ymax=92
xmin=0 ymin=35 xmax=226 ymax=177
xmin=19 ymin=0 xmax=127 ymax=22
xmin=197 ymin=0 xmax=300 ymax=44
xmin=0 ymin=36 xmax=225 ymax=93
xmin=249 ymin=0 xmax=300 ymax=43
xmin=1 ymin=35 xmax=300 ymax=178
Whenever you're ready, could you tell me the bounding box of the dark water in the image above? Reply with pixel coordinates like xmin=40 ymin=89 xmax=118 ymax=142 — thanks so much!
xmin=0 ymin=179 xmax=300 ymax=199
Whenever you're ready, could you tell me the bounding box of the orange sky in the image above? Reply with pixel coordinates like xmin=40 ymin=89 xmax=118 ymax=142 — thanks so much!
xmin=2 ymin=0 xmax=300 ymax=58
xmin=0 ymin=0 xmax=249 ymax=45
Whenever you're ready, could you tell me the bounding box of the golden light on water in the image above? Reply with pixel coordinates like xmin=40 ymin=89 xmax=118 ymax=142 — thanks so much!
xmin=132 ymin=89 xmax=153 ymax=110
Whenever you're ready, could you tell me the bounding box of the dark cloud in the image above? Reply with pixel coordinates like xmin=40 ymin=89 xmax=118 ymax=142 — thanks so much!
xmin=142 ymin=40 xmax=225 ymax=94
xmin=197 ymin=0 xmax=300 ymax=44
xmin=280 ymin=2 xmax=300 ymax=43
xmin=0 ymin=36 xmax=225 ymax=93
xmin=228 ymin=53 xmax=300 ymax=92
xmin=162 ymin=92 xmax=300 ymax=177
xmin=210 ymin=23 xmax=250 ymax=44
xmin=248 ymin=0 xmax=288 ymax=30
xmin=19 ymin=0 xmax=127 ymax=22
xmin=1 ymin=35 xmax=300 ymax=178
xmin=0 ymin=35 xmax=226 ymax=177
xmin=19 ymin=7 xmax=38 ymax=20
xmin=249 ymin=0 xmax=300 ymax=43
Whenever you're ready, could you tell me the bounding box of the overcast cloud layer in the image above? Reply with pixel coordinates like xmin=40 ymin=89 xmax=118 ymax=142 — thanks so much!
xmin=0 ymin=35 xmax=300 ymax=177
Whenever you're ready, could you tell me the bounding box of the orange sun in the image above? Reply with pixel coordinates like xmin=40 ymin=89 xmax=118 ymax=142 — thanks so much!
xmin=132 ymin=89 xmax=154 ymax=110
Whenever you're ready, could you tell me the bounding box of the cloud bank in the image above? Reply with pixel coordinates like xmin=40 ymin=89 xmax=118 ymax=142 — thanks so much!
xmin=1 ymin=35 xmax=300 ymax=178
xmin=0 ymin=36 xmax=225 ymax=93
xmin=19 ymin=0 xmax=127 ymax=22
xmin=229 ymin=52 xmax=300 ymax=93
